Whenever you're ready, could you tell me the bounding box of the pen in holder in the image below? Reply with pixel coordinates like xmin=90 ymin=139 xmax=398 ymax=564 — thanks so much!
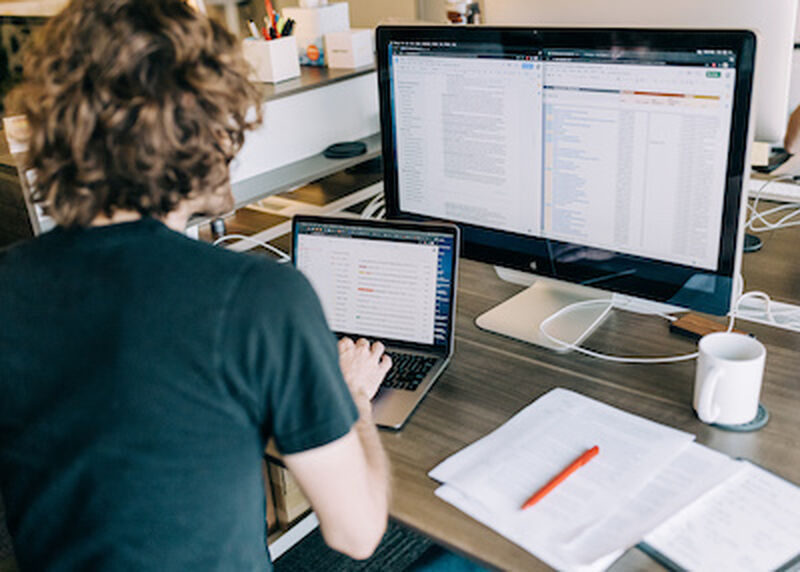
xmin=242 ymin=36 xmax=301 ymax=83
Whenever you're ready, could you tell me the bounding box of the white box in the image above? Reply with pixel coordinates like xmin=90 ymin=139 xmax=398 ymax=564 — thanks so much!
xmin=283 ymin=3 xmax=350 ymax=66
xmin=324 ymin=29 xmax=373 ymax=69
xmin=283 ymin=3 xmax=349 ymax=37
xmin=242 ymin=36 xmax=301 ymax=83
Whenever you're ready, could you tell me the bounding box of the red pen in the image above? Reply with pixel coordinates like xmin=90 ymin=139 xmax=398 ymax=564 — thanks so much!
xmin=264 ymin=0 xmax=276 ymax=36
xmin=521 ymin=445 xmax=599 ymax=510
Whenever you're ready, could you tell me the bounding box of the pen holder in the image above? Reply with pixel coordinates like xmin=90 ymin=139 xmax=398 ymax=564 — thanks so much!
xmin=242 ymin=36 xmax=301 ymax=83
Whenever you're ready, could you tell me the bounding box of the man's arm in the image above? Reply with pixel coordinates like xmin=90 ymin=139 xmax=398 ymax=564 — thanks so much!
xmin=282 ymin=338 xmax=391 ymax=560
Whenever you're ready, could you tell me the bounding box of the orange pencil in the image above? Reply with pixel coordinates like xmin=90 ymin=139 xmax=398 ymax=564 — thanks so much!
xmin=521 ymin=445 xmax=599 ymax=510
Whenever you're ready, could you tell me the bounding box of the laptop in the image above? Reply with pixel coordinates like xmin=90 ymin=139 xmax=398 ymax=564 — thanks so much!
xmin=292 ymin=214 xmax=460 ymax=429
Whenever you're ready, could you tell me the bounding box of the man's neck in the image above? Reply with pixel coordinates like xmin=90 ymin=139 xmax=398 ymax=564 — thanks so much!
xmin=90 ymin=206 xmax=191 ymax=233
xmin=90 ymin=210 xmax=142 ymax=227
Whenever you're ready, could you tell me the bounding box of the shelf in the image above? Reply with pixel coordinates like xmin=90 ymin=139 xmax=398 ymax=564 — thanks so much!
xmin=189 ymin=131 xmax=381 ymax=229
xmin=0 ymin=0 xmax=66 ymax=17
xmin=260 ymin=65 xmax=376 ymax=104
xmin=268 ymin=512 xmax=319 ymax=561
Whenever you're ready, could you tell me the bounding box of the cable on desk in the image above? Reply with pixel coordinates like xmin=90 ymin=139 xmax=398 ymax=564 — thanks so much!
xmin=746 ymin=175 xmax=800 ymax=232
xmin=541 ymin=284 xmax=800 ymax=359
xmin=537 ymin=296 xmax=750 ymax=363
xmin=733 ymin=274 xmax=800 ymax=332
xmin=212 ymin=234 xmax=291 ymax=262
xmin=538 ymin=299 xmax=705 ymax=363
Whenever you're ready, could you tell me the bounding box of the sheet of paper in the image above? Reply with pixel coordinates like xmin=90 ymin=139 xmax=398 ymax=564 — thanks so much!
xmin=429 ymin=388 xmax=695 ymax=568
xmin=432 ymin=389 xmax=694 ymax=537
xmin=435 ymin=483 xmax=625 ymax=572
xmin=560 ymin=442 xmax=742 ymax=566
xmin=644 ymin=461 xmax=800 ymax=572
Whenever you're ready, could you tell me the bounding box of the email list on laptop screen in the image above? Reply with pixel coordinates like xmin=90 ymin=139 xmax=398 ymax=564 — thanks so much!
xmin=294 ymin=219 xmax=456 ymax=350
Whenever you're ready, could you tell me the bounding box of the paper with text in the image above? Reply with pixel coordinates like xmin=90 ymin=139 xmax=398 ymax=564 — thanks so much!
xmin=429 ymin=388 xmax=694 ymax=569
xmin=644 ymin=461 xmax=800 ymax=572
xmin=561 ymin=442 xmax=742 ymax=565
xmin=435 ymin=484 xmax=625 ymax=572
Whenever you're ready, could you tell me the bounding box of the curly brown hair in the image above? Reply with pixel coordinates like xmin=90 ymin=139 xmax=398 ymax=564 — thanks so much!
xmin=4 ymin=0 xmax=263 ymax=227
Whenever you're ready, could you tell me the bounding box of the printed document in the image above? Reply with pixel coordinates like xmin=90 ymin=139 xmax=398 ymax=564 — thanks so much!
xmin=644 ymin=460 xmax=800 ymax=572
xmin=429 ymin=388 xmax=695 ymax=569
xmin=431 ymin=388 xmax=800 ymax=570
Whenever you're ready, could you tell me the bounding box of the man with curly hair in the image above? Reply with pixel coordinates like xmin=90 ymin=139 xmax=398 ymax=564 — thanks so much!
xmin=0 ymin=0 xmax=391 ymax=568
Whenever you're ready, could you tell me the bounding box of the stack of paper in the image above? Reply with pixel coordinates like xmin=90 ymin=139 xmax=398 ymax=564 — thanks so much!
xmin=429 ymin=388 xmax=768 ymax=570
xmin=644 ymin=461 xmax=800 ymax=571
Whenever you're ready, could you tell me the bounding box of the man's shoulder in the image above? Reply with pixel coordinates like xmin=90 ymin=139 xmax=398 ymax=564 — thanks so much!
xmin=0 ymin=219 xmax=304 ymax=299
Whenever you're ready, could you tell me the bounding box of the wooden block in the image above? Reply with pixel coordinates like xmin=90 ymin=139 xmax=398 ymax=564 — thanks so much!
xmin=669 ymin=313 xmax=748 ymax=341
xmin=267 ymin=462 xmax=311 ymax=529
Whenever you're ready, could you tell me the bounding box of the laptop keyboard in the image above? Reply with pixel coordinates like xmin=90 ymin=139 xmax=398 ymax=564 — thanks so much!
xmin=381 ymin=352 xmax=438 ymax=391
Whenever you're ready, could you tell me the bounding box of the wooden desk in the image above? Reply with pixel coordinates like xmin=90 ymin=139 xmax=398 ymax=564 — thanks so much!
xmin=380 ymin=255 xmax=800 ymax=570
xmin=212 ymin=170 xmax=800 ymax=569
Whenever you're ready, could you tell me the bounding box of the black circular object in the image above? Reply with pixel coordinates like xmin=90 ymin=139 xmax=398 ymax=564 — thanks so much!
xmin=743 ymin=233 xmax=763 ymax=253
xmin=323 ymin=141 xmax=367 ymax=159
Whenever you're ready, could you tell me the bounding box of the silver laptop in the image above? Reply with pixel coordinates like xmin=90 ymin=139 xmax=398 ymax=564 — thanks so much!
xmin=293 ymin=214 xmax=459 ymax=429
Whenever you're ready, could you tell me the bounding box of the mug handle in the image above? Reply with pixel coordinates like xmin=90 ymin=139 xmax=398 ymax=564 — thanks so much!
xmin=697 ymin=367 xmax=723 ymax=423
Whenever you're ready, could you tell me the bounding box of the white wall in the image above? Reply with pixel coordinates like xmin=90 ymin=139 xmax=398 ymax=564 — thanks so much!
xmin=271 ymin=0 xmax=457 ymax=27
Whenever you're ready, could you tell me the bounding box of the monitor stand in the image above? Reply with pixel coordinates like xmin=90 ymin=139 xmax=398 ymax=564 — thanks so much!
xmin=475 ymin=267 xmax=613 ymax=353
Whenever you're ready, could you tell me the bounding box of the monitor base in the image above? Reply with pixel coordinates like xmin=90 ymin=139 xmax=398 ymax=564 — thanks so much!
xmin=475 ymin=275 xmax=612 ymax=353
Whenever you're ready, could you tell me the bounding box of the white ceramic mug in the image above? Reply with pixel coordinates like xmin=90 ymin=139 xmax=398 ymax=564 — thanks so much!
xmin=693 ymin=332 xmax=766 ymax=425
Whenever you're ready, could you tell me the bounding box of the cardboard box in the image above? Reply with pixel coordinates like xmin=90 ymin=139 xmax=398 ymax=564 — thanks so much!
xmin=242 ymin=36 xmax=301 ymax=83
xmin=267 ymin=462 xmax=311 ymax=528
xmin=283 ymin=3 xmax=350 ymax=66
xmin=262 ymin=459 xmax=277 ymax=533
xmin=324 ymin=29 xmax=373 ymax=69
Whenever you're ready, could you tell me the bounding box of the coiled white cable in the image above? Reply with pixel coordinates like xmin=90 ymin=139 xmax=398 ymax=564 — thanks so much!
xmin=538 ymin=298 xmax=736 ymax=364
xmin=746 ymin=175 xmax=800 ymax=232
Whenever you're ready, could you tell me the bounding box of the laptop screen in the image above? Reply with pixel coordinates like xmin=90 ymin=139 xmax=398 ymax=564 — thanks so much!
xmin=293 ymin=217 xmax=458 ymax=350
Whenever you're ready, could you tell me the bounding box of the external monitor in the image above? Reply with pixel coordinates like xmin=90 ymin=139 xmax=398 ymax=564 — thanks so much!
xmin=482 ymin=0 xmax=796 ymax=144
xmin=376 ymin=26 xmax=755 ymax=351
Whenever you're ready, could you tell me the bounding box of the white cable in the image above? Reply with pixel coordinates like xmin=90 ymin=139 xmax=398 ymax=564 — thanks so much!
xmin=746 ymin=174 xmax=800 ymax=232
xmin=748 ymin=174 xmax=796 ymax=212
xmin=732 ymin=274 xmax=800 ymax=331
xmin=212 ymin=234 xmax=291 ymax=262
xmin=736 ymin=291 xmax=776 ymax=323
xmin=360 ymin=194 xmax=385 ymax=219
xmin=735 ymin=291 xmax=800 ymax=330
xmin=611 ymin=295 xmax=679 ymax=322
xmin=747 ymin=203 xmax=800 ymax=232
xmin=538 ymin=299 xmax=701 ymax=363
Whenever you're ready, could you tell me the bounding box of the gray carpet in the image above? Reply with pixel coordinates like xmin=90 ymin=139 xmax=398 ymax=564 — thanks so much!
xmin=273 ymin=520 xmax=436 ymax=572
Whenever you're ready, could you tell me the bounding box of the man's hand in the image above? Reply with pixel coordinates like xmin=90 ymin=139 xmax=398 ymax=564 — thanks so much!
xmin=338 ymin=337 xmax=392 ymax=405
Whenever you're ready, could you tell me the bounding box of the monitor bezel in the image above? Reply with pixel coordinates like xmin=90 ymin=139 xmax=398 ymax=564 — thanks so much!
xmin=376 ymin=26 xmax=755 ymax=316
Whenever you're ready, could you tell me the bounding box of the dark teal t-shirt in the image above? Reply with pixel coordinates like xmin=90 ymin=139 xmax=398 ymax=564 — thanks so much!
xmin=0 ymin=218 xmax=358 ymax=570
